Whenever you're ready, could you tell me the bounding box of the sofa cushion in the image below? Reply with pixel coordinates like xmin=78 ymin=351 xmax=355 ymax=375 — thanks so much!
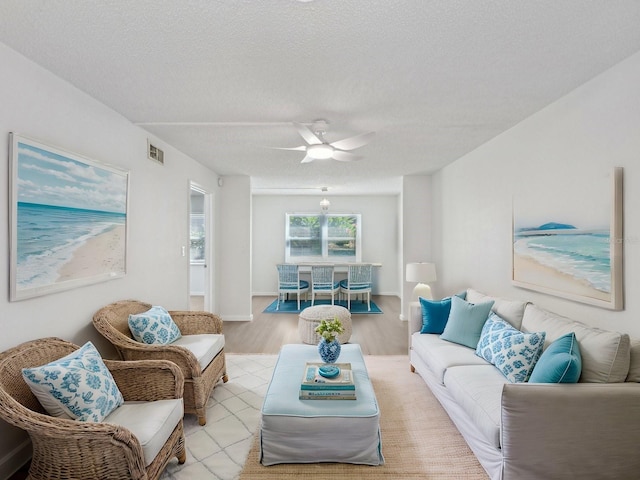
xmin=411 ymin=333 xmax=490 ymax=384
xmin=440 ymin=296 xmax=494 ymax=349
xmin=443 ymin=365 xmax=508 ymax=449
xmin=626 ymin=338 xmax=640 ymax=382
xmin=466 ymin=288 xmax=528 ymax=330
xmin=22 ymin=341 xmax=124 ymax=422
xmin=529 ymin=332 xmax=582 ymax=383
xmin=521 ymin=304 xmax=630 ymax=383
xmin=475 ymin=313 xmax=545 ymax=383
xmin=103 ymin=399 xmax=183 ymax=466
xmin=171 ymin=334 xmax=224 ymax=370
xmin=128 ymin=306 xmax=182 ymax=345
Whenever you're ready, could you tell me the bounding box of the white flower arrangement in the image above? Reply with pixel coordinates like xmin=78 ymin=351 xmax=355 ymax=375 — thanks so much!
xmin=315 ymin=317 xmax=344 ymax=343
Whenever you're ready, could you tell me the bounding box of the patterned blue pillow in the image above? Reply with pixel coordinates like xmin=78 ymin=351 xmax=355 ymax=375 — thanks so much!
xmin=476 ymin=313 xmax=546 ymax=383
xmin=128 ymin=306 xmax=182 ymax=344
xmin=22 ymin=341 xmax=124 ymax=422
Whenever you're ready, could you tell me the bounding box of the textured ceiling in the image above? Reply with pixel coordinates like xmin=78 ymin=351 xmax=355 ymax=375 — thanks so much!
xmin=1 ymin=1 xmax=640 ymax=194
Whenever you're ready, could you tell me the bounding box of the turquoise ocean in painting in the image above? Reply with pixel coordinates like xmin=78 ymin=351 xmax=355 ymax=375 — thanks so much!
xmin=513 ymin=224 xmax=611 ymax=293
xmin=17 ymin=202 xmax=125 ymax=289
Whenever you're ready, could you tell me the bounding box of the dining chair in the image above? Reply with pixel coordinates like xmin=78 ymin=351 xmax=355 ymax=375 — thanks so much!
xmin=311 ymin=265 xmax=340 ymax=305
xmin=339 ymin=263 xmax=373 ymax=311
xmin=276 ymin=264 xmax=309 ymax=310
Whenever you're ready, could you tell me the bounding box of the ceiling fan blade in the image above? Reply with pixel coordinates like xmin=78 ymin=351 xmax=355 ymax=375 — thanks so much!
xmin=300 ymin=154 xmax=315 ymax=163
xmin=270 ymin=145 xmax=307 ymax=151
xmin=331 ymin=150 xmax=362 ymax=162
xmin=293 ymin=122 xmax=323 ymax=145
xmin=330 ymin=131 xmax=375 ymax=151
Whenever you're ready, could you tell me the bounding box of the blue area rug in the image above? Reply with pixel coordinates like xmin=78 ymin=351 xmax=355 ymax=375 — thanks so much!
xmin=263 ymin=298 xmax=382 ymax=314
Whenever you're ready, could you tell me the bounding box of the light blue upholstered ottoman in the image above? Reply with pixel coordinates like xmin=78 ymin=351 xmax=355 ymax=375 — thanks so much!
xmin=260 ymin=344 xmax=384 ymax=466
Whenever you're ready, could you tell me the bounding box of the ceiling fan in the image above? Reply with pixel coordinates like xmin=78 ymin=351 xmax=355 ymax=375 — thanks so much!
xmin=276 ymin=120 xmax=375 ymax=163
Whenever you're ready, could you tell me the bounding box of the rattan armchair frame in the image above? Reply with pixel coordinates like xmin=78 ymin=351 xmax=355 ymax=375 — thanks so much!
xmin=0 ymin=337 xmax=186 ymax=480
xmin=93 ymin=300 xmax=228 ymax=426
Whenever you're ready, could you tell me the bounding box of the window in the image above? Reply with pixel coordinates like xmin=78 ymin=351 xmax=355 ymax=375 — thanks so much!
xmin=286 ymin=213 xmax=361 ymax=263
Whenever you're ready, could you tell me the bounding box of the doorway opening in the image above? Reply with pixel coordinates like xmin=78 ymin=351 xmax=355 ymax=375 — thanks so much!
xmin=189 ymin=183 xmax=213 ymax=311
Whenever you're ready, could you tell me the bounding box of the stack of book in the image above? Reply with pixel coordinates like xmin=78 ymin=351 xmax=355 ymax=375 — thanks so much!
xmin=299 ymin=362 xmax=356 ymax=400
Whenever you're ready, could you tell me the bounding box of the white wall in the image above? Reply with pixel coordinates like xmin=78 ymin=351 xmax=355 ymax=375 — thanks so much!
xmin=0 ymin=43 xmax=219 ymax=477
xmin=251 ymin=194 xmax=401 ymax=299
xmin=217 ymin=176 xmax=252 ymax=320
xmin=433 ymin=50 xmax=640 ymax=338
xmin=401 ymin=176 xmax=432 ymax=320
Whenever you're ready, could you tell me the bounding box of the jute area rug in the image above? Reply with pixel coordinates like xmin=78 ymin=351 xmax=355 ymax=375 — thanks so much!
xmin=239 ymin=354 xmax=488 ymax=480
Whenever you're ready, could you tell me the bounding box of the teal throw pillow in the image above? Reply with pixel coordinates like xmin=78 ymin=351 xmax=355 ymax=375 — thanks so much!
xmin=419 ymin=297 xmax=451 ymax=334
xmin=440 ymin=296 xmax=494 ymax=349
xmin=419 ymin=291 xmax=467 ymax=334
xmin=476 ymin=313 xmax=546 ymax=383
xmin=22 ymin=341 xmax=124 ymax=422
xmin=128 ymin=306 xmax=182 ymax=344
xmin=529 ymin=332 xmax=582 ymax=383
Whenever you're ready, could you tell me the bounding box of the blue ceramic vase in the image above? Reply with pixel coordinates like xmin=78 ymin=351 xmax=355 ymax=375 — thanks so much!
xmin=318 ymin=339 xmax=341 ymax=363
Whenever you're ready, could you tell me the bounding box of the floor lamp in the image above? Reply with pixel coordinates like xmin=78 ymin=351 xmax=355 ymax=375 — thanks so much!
xmin=406 ymin=262 xmax=437 ymax=302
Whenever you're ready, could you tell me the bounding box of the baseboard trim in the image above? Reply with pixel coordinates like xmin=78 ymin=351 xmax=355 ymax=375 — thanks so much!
xmin=222 ymin=314 xmax=254 ymax=322
xmin=0 ymin=439 xmax=31 ymax=480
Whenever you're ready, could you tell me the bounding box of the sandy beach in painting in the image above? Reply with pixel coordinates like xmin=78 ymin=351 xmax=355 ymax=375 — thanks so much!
xmin=513 ymin=254 xmax=609 ymax=302
xmin=56 ymin=225 xmax=125 ymax=282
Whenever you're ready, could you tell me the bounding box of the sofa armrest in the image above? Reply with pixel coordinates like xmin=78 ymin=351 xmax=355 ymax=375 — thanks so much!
xmin=409 ymin=301 xmax=422 ymax=336
xmin=501 ymin=383 xmax=640 ymax=480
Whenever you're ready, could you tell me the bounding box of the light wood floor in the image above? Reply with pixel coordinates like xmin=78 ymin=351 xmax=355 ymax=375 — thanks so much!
xmin=223 ymin=295 xmax=408 ymax=355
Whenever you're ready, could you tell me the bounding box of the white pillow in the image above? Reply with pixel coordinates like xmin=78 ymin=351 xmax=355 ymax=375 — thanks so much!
xmin=128 ymin=306 xmax=182 ymax=344
xmin=22 ymin=341 xmax=124 ymax=422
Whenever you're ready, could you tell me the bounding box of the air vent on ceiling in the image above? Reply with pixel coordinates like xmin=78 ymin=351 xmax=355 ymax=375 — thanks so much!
xmin=147 ymin=140 xmax=164 ymax=165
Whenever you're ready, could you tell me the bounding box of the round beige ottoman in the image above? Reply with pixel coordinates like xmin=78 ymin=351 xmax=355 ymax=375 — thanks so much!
xmin=298 ymin=305 xmax=352 ymax=344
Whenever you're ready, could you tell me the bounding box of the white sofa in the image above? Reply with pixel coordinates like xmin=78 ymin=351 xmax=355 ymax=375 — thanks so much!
xmin=409 ymin=288 xmax=640 ymax=480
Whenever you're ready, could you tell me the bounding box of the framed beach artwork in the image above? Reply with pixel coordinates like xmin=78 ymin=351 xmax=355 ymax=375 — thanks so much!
xmin=512 ymin=167 xmax=623 ymax=310
xmin=9 ymin=133 xmax=129 ymax=301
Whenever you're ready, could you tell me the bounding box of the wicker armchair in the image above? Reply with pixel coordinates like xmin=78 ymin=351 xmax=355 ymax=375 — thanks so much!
xmin=0 ymin=337 xmax=186 ymax=480
xmin=93 ymin=300 xmax=228 ymax=425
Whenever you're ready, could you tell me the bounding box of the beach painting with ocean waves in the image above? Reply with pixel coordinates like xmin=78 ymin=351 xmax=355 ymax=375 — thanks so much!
xmin=512 ymin=167 xmax=623 ymax=310
xmin=9 ymin=134 xmax=129 ymax=301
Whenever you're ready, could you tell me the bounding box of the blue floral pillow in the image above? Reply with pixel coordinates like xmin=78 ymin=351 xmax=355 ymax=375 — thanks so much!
xmin=475 ymin=313 xmax=546 ymax=383
xmin=22 ymin=341 xmax=124 ymax=422
xmin=128 ymin=306 xmax=182 ymax=344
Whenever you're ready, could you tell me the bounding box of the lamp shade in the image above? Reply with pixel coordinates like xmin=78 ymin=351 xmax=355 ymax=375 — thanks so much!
xmin=406 ymin=263 xmax=437 ymax=283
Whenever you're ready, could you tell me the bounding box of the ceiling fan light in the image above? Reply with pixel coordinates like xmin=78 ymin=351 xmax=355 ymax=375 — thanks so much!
xmin=307 ymin=144 xmax=333 ymax=160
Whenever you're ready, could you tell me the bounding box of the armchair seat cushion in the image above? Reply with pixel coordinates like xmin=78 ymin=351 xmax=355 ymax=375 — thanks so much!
xmin=104 ymin=398 xmax=184 ymax=467
xmin=338 ymin=279 xmax=371 ymax=290
xmin=171 ymin=334 xmax=225 ymax=371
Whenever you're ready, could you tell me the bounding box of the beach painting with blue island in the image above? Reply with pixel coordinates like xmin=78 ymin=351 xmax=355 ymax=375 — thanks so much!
xmin=512 ymin=168 xmax=623 ymax=310
xmin=9 ymin=134 xmax=129 ymax=301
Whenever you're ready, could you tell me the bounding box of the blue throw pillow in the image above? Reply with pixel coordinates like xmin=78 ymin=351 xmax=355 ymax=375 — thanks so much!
xmin=22 ymin=341 xmax=124 ymax=422
xmin=419 ymin=297 xmax=451 ymax=334
xmin=419 ymin=292 xmax=467 ymax=334
xmin=440 ymin=296 xmax=494 ymax=349
xmin=128 ymin=306 xmax=182 ymax=344
xmin=529 ymin=332 xmax=582 ymax=383
xmin=476 ymin=313 xmax=546 ymax=383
